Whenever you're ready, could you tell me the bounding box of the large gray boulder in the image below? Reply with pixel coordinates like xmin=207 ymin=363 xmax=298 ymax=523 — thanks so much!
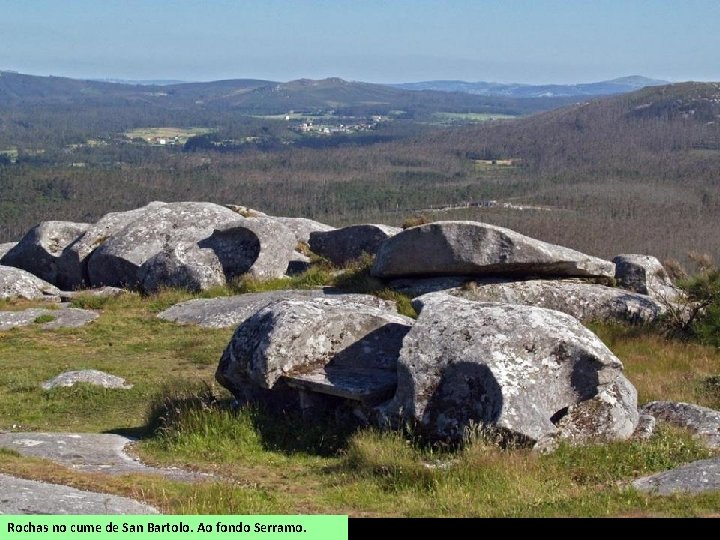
xmin=613 ymin=254 xmax=682 ymax=302
xmin=310 ymin=224 xmax=401 ymax=267
xmin=371 ymin=221 xmax=615 ymax=280
xmin=216 ymin=297 xmax=413 ymax=405
xmin=56 ymin=201 xmax=168 ymax=289
xmin=159 ymin=290 xmax=397 ymax=328
xmin=453 ymin=279 xmax=665 ymax=324
xmin=0 ymin=242 xmax=17 ymax=261
xmin=0 ymin=265 xmax=61 ymax=301
xmin=640 ymin=401 xmax=720 ymax=449
xmin=272 ymin=217 xmax=335 ymax=244
xmin=377 ymin=293 xmax=638 ymax=445
xmin=138 ymin=242 xmax=226 ymax=294
xmin=86 ymin=202 xmax=240 ymax=288
xmin=1 ymin=221 xmax=90 ymax=289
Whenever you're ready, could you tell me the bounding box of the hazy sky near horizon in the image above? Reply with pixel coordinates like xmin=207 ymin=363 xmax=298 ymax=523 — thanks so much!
xmin=1 ymin=0 xmax=718 ymax=84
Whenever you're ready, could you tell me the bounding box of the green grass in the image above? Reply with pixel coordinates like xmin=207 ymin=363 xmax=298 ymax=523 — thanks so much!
xmin=1 ymin=281 xmax=719 ymax=515
xmin=33 ymin=314 xmax=56 ymax=324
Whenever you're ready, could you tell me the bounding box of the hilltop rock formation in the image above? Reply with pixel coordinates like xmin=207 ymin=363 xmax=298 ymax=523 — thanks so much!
xmin=310 ymin=224 xmax=401 ymax=266
xmin=273 ymin=217 xmax=335 ymax=244
xmin=613 ymin=254 xmax=682 ymax=301
xmin=377 ymin=293 xmax=638 ymax=445
xmin=452 ymin=279 xmax=664 ymax=324
xmin=371 ymin=221 xmax=615 ymax=279
xmin=0 ymin=265 xmax=60 ymax=301
xmin=216 ymin=297 xmax=413 ymax=407
xmin=1 ymin=221 xmax=90 ymax=289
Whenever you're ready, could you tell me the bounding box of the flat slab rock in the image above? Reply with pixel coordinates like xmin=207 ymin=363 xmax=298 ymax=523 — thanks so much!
xmin=0 ymin=473 xmax=159 ymax=514
xmin=0 ymin=307 xmax=98 ymax=331
xmin=42 ymin=370 xmax=131 ymax=390
xmin=452 ymin=279 xmax=665 ymax=324
xmin=0 ymin=432 xmax=207 ymax=482
xmin=632 ymin=458 xmax=720 ymax=495
xmin=641 ymin=401 xmax=720 ymax=449
xmin=158 ymin=289 xmax=397 ymax=328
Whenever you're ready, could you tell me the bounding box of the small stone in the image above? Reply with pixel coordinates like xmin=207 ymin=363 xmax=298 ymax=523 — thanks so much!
xmin=42 ymin=370 xmax=132 ymax=390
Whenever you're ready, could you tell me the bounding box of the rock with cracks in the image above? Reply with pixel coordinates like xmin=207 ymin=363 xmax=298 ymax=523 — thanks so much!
xmin=452 ymin=279 xmax=665 ymax=324
xmin=613 ymin=254 xmax=682 ymax=302
xmin=310 ymin=224 xmax=401 ymax=266
xmin=376 ymin=293 xmax=638 ymax=445
xmin=138 ymin=242 xmax=226 ymax=294
xmin=0 ymin=265 xmax=61 ymax=301
xmin=0 ymin=307 xmax=98 ymax=331
xmin=216 ymin=297 xmax=413 ymax=409
xmin=0 ymin=221 xmax=90 ymax=289
xmin=632 ymin=458 xmax=720 ymax=495
xmin=371 ymin=221 xmax=615 ymax=280
xmin=56 ymin=201 xmax=167 ymax=289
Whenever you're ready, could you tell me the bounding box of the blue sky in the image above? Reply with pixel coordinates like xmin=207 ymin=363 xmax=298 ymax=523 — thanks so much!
xmin=1 ymin=0 xmax=718 ymax=83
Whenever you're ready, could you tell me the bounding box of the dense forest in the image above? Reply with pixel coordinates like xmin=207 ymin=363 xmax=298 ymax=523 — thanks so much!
xmin=1 ymin=73 xmax=719 ymax=264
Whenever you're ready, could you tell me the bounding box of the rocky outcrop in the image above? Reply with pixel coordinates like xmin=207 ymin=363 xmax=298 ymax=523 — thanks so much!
xmin=56 ymin=201 xmax=168 ymax=289
xmin=310 ymin=224 xmax=401 ymax=266
xmin=159 ymin=290 xmax=396 ymax=328
xmin=377 ymin=293 xmax=638 ymax=445
xmin=0 ymin=265 xmax=61 ymax=301
xmin=42 ymin=370 xmax=131 ymax=390
xmin=0 ymin=307 xmax=98 ymax=331
xmin=0 ymin=242 xmax=17 ymax=260
xmin=1 ymin=221 xmax=90 ymax=289
xmin=138 ymin=242 xmax=226 ymax=294
xmin=371 ymin=221 xmax=615 ymax=280
xmin=85 ymin=202 xmax=241 ymax=288
xmin=453 ymin=279 xmax=665 ymax=324
xmin=613 ymin=254 xmax=682 ymax=301
xmin=216 ymin=297 xmax=413 ymax=406
xmin=640 ymin=401 xmax=720 ymax=449
xmin=273 ymin=217 xmax=335 ymax=244
xmin=632 ymin=458 xmax=720 ymax=495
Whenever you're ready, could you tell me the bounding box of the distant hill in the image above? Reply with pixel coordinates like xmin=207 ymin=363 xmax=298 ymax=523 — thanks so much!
xmin=392 ymin=76 xmax=668 ymax=98
xmin=0 ymin=71 xmax=580 ymax=116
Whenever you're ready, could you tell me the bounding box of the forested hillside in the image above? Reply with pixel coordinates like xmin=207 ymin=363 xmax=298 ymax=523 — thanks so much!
xmin=1 ymin=78 xmax=719 ymax=263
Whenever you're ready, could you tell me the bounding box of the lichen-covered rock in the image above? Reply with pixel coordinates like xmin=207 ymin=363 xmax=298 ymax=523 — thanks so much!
xmin=86 ymin=202 xmax=241 ymax=288
xmin=310 ymin=224 xmax=401 ymax=266
xmin=0 ymin=307 xmax=98 ymax=331
xmin=388 ymin=276 xmax=470 ymax=296
xmin=1 ymin=221 xmax=90 ymax=289
xmin=640 ymin=401 xmax=720 ymax=449
xmin=216 ymin=297 xmax=413 ymax=403
xmin=56 ymin=201 xmax=168 ymax=289
xmin=138 ymin=242 xmax=226 ymax=294
xmin=377 ymin=293 xmax=638 ymax=445
xmin=0 ymin=265 xmax=61 ymax=301
xmin=371 ymin=221 xmax=615 ymax=279
xmin=613 ymin=254 xmax=682 ymax=301
xmin=453 ymin=279 xmax=664 ymax=324
xmin=632 ymin=458 xmax=720 ymax=495
xmin=59 ymin=287 xmax=127 ymax=301
xmin=159 ymin=290 xmax=396 ymax=328
xmin=0 ymin=242 xmax=17 ymax=261
xmin=272 ymin=217 xmax=335 ymax=244
xmin=41 ymin=369 xmax=131 ymax=390
xmin=200 ymin=217 xmax=296 ymax=280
